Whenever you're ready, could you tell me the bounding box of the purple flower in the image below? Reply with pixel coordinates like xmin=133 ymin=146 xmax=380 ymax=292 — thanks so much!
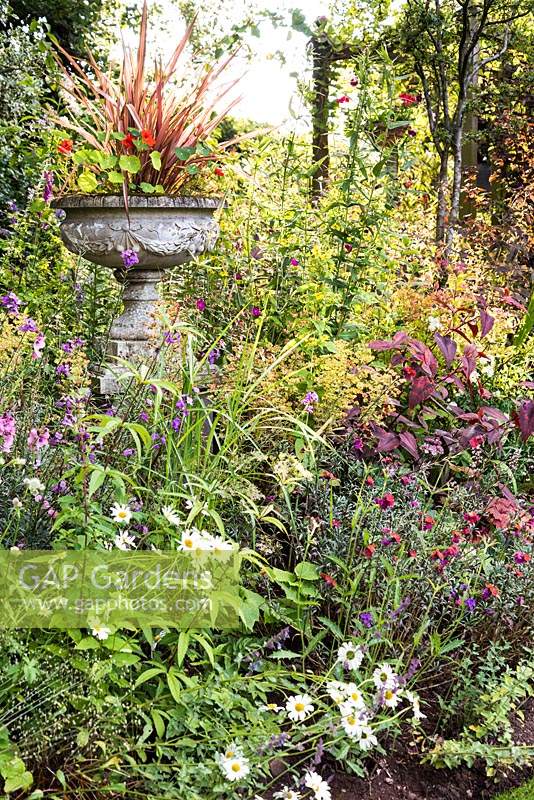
xmin=7 ymin=200 xmax=17 ymax=212
xmin=301 ymin=391 xmax=319 ymax=414
xmin=1 ymin=292 xmax=22 ymax=316
xmin=290 ymin=257 xmax=299 ymax=266
xmin=464 ymin=597 xmax=476 ymax=612
xmin=61 ymin=337 xmax=84 ymax=353
xmin=55 ymin=208 xmax=66 ymax=221
xmin=42 ymin=171 xmax=54 ymax=203
xmin=55 ymin=363 xmax=70 ymax=377
xmin=27 ymin=427 xmax=50 ymax=450
xmin=121 ymin=249 xmax=140 ymax=269
xmin=196 ymin=298 xmax=206 ymax=312
xmin=353 ymin=437 xmax=364 ymax=451
xmin=138 ymin=410 xmax=149 ymax=423
xmin=171 ymin=417 xmax=182 ymax=431
xmin=32 ymin=333 xmax=45 ymax=360
xmin=208 ymin=346 xmax=220 ymax=365
xmin=359 ymin=611 xmax=374 ymax=628
xmin=163 ymin=331 xmax=180 ymax=345
xmin=250 ymin=306 xmax=261 ymax=318
xmin=122 ymin=448 xmax=135 ymax=457
xmin=18 ymin=318 xmax=38 ymax=333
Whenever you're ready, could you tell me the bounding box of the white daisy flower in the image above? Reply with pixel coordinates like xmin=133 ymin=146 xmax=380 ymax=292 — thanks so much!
xmin=405 ymin=690 xmax=426 ymax=720
xmin=220 ymin=754 xmax=250 ymax=782
xmin=91 ymin=623 xmax=111 ymax=640
xmin=382 ymin=687 xmax=401 ymax=708
xmin=207 ymin=535 xmax=234 ymax=552
xmin=114 ymin=530 xmax=136 ymax=550
xmin=337 ymin=642 xmax=364 ymax=671
xmin=285 ymin=693 xmax=314 ymax=722
xmin=373 ymin=663 xmax=397 ymax=690
xmin=343 ymin=682 xmax=366 ymax=709
xmin=304 ymin=770 xmax=331 ymax=800
xmin=259 ymin=702 xmax=283 ymax=713
xmin=110 ymin=502 xmax=132 ymax=524
xmin=177 ymin=529 xmax=203 ymax=551
xmin=274 ymin=788 xmax=301 ymax=800
xmin=357 ymin=724 xmax=378 ymax=751
xmin=341 ymin=709 xmax=366 ymax=738
xmin=326 ymin=680 xmax=346 ymax=705
xmin=273 ymin=786 xmax=301 ymax=800
xmin=23 ymin=477 xmax=45 ymax=494
xmin=161 ymin=505 xmax=182 ymax=526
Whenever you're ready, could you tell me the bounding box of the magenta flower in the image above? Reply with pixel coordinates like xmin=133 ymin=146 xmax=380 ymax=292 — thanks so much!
xmin=27 ymin=427 xmax=50 ymax=450
xmin=32 ymin=332 xmax=45 ymax=360
xmin=196 ymin=298 xmax=206 ymax=312
xmin=42 ymin=171 xmax=54 ymax=203
xmin=290 ymin=258 xmax=299 ymax=266
xmin=514 ymin=551 xmax=531 ymax=564
xmin=0 ymin=413 xmax=16 ymax=452
xmin=301 ymin=391 xmax=319 ymax=413
xmin=121 ymin=249 xmax=140 ymax=269
xmin=375 ymin=493 xmax=395 ymax=510
xmin=250 ymin=306 xmax=261 ymax=318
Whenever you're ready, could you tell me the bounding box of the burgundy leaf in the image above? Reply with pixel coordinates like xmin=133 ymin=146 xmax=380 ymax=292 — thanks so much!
xmin=369 ymin=331 xmax=410 ymax=351
xmin=434 ymin=333 xmax=457 ymax=366
xmin=480 ymin=406 xmax=509 ymax=423
xmin=399 ymin=430 xmax=419 ymax=459
xmin=460 ymin=342 xmax=478 ymax=380
xmin=375 ymin=431 xmax=401 ymax=452
xmin=408 ymin=376 xmax=434 ymax=409
xmin=479 ymin=308 xmax=495 ymax=338
xmin=515 ymin=399 xmax=534 ymax=442
xmin=409 ymin=340 xmax=438 ymax=377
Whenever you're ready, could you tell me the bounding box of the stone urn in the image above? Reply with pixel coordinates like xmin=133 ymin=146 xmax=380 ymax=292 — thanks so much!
xmin=52 ymin=195 xmax=222 ymax=394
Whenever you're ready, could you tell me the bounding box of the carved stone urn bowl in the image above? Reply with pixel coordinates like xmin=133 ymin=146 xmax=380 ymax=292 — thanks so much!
xmin=52 ymin=195 xmax=222 ymax=393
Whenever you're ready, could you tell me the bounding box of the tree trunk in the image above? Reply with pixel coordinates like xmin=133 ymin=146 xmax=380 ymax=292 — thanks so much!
xmin=447 ymin=105 xmax=466 ymax=250
xmin=311 ymin=35 xmax=332 ymax=202
xmin=436 ymin=148 xmax=449 ymax=242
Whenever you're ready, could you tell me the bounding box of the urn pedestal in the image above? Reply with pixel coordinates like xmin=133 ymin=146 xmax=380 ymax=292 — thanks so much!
xmin=52 ymin=195 xmax=222 ymax=394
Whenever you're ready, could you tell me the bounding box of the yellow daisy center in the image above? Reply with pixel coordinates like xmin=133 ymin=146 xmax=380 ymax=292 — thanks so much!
xmin=385 ymin=690 xmax=394 ymax=700
xmin=184 ymin=538 xmax=193 ymax=548
xmin=231 ymin=762 xmax=241 ymax=773
xmin=295 ymin=702 xmax=305 ymax=712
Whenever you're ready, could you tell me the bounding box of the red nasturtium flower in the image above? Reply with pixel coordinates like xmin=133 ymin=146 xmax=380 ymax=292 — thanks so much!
xmin=422 ymin=514 xmax=435 ymax=530
xmin=399 ymin=92 xmax=419 ymax=106
xmin=214 ymin=167 xmax=224 ymax=177
xmin=320 ymin=572 xmax=337 ymax=588
xmin=57 ymin=139 xmax=73 ymax=155
xmin=141 ymin=129 xmax=156 ymax=147
xmin=121 ymin=132 xmax=135 ymax=149
xmin=363 ymin=543 xmax=376 ymax=558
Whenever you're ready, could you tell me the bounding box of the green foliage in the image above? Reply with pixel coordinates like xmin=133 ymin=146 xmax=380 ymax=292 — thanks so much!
xmin=495 ymin=779 xmax=534 ymax=800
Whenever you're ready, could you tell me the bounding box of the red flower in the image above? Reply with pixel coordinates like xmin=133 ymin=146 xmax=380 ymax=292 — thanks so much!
xmin=320 ymin=572 xmax=337 ymax=588
xmin=336 ymin=95 xmax=350 ymax=104
xmin=331 ymin=518 xmax=341 ymax=529
xmin=469 ymin=435 xmax=484 ymax=449
xmin=403 ymin=365 xmax=417 ymax=379
xmin=121 ymin=132 xmax=135 ymax=149
xmin=141 ymin=129 xmax=156 ymax=147
xmin=422 ymin=514 xmax=435 ymax=530
xmin=390 ymin=532 xmax=401 ymax=543
xmin=409 ymin=549 xmax=417 ymax=558
xmin=363 ymin=543 xmax=376 ymax=558
xmin=375 ymin=493 xmax=395 ymax=510
xmin=344 ymin=243 xmax=353 ymax=252
xmin=484 ymin=583 xmax=500 ymax=597
xmin=365 ymin=476 xmax=375 ymax=486
xmin=464 ymin=512 xmax=481 ymax=525
xmin=320 ymin=470 xmax=337 ymax=481
xmin=57 ymin=139 xmax=73 ymax=155
xmin=399 ymin=92 xmax=419 ymax=107
xmin=214 ymin=166 xmax=225 ymax=177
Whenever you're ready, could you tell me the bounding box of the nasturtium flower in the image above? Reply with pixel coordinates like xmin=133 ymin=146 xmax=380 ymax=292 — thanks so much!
xmin=57 ymin=139 xmax=73 ymax=154
xmin=141 ymin=129 xmax=156 ymax=147
xmin=285 ymin=693 xmax=314 ymax=722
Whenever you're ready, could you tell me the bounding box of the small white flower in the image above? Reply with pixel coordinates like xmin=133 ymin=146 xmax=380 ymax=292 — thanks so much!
xmin=405 ymin=690 xmax=426 ymax=720
xmin=274 ymin=788 xmax=301 ymax=800
xmin=341 ymin=709 xmax=366 ymax=738
xmin=285 ymin=693 xmax=314 ymax=722
xmin=469 ymin=369 xmax=480 ymax=381
xmin=23 ymin=477 xmax=45 ymax=494
xmin=12 ymin=497 xmax=23 ymax=509
xmin=110 ymin=502 xmax=132 ymax=524
xmin=220 ymin=754 xmax=250 ymax=782
xmin=259 ymin=702 xmax=283 ymax=713
xmin=342 ymin=683 xmax=366 ymax=709
xmin=114 ymin=530 xmax=136 ymax=550
xmin=304 ymin=770 xmax=331 ymax=800
xmin=10 ymin=545 xmax=20 ymax=552
xmin=337 ymin=642 xmax=364 ymax=671
xmin=382 ymin=687 xmax=401 ymax=708
xmin=207 ymin=535 xmax=234 ymax=552
xmin=91 ymin=623 xmax=111 ymax=640
xmin=326 ymin=680 xmax=346 ymax=705
xmin=177 ymin=529 xmax=202 ymax=551
xmin=161 ymin=505 xmax=182 ymax=526
xmin=373 ymin=663 xmax=397 ymax=690
xmin=479 ymin=355 xmax=495 ymax=378
xmin=357 ymin=724 xmax=378 ymax=751
xmin=428 ymin=315 xmax=443 ymax=332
